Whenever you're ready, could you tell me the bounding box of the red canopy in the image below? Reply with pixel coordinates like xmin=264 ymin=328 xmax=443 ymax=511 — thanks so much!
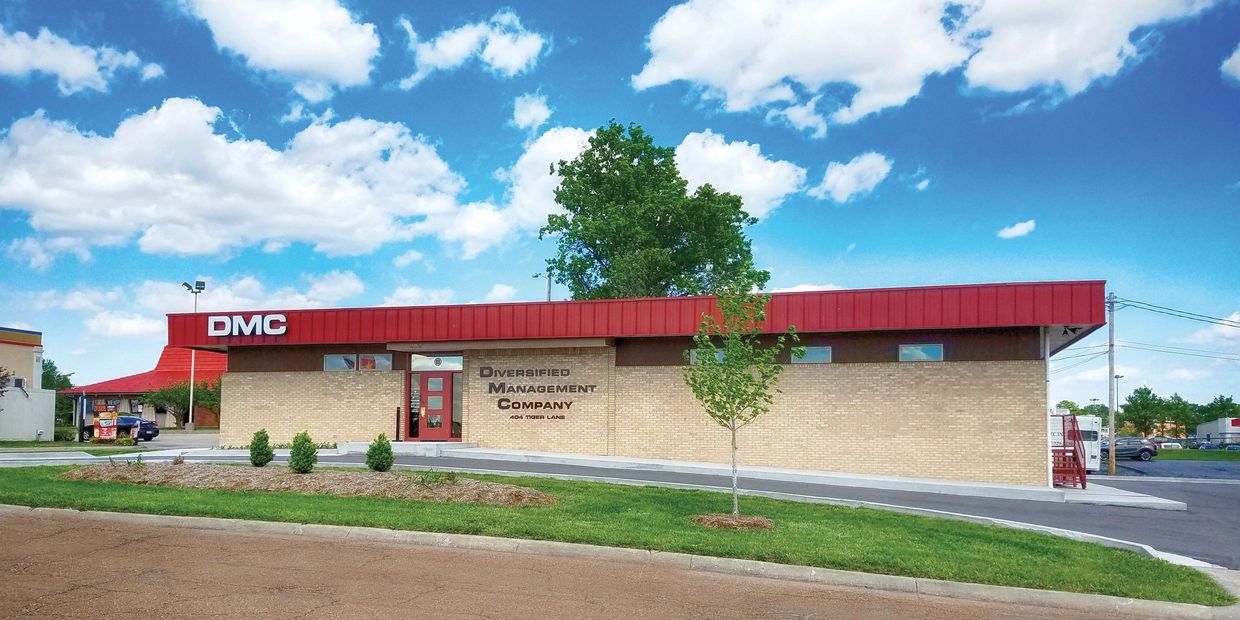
xmin=62 ymin=346 xmax=227 ymax=395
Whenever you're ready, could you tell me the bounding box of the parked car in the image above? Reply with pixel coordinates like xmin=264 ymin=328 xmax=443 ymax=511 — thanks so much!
xmin=81 ymin=416 xmax=160 ymax=442
xmin=1158 ymin=442 xmax=1183 ymax=450
xmin=1227 ymin=445 xmax=1240 ymax=451
xmin=1197 ymin=442 xmax=1219 ymax=450
xmin=1100 ymin=437 xmax=1158 ymax=461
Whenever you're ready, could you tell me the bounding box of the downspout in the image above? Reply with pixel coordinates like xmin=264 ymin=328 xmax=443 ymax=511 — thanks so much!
xmin=1043 ymin=326 xmax=1052 ymax=488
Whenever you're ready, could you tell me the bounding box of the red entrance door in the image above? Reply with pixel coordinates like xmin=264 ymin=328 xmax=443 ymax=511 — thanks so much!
xmin=410 ymin=371 xmax=455 ymax=441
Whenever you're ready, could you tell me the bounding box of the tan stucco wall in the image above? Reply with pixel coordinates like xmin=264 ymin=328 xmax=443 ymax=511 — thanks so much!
xmin=0 ymin=343 xmax=36 ymax=385
xmin=220 ymin=371 xmax=402 ymax=446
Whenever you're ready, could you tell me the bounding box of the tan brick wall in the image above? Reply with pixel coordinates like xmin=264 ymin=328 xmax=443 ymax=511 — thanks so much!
xmin=220 ymin=371 xmax=402 ymax=446
xmin=219 ymin=350 xmax=1048 ymax=485
xmin=613 ymin=360 xmax=1048 ymax=485
xmin=462 ymin=348 xmax=612 ymax=454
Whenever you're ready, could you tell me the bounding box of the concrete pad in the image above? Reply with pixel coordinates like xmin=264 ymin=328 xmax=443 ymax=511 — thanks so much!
xmin=337 ymin=441 xmax=478 ymax=456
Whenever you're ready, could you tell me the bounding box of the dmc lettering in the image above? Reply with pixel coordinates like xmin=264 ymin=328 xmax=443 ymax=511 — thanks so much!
xmin=207 ymin=314 xmax=287 ymax=337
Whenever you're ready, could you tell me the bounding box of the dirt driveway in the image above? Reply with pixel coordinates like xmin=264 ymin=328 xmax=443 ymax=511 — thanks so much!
xmin=0 ymin=510 xmax=1115 ymax=619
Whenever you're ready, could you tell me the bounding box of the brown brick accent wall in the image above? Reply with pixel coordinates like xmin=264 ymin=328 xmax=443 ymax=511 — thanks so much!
xmin=220 ymin=371 xmax=402 ymax=446
xmin=612 ymin=360 xmax=1048 ymax=485
xmin=461 ymin=347 xmax=612 ymax=454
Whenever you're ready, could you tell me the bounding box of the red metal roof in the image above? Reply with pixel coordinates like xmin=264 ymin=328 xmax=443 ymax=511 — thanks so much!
xmin=62 ymin=346 xmax=228 ymax=395
xmin=167 ymin=280 xmax=1106 ymax=349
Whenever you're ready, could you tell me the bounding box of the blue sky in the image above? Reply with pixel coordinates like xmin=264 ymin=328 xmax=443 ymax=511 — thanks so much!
xmin=1 ymin=0 xmax=1237 ymax=407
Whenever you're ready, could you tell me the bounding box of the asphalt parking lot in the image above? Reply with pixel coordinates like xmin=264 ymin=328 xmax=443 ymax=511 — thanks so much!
xmin=1109 ymin=458 xmax=1240 ymax=480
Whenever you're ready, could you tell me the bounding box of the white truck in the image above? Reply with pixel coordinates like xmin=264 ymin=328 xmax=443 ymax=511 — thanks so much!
xmin=1049 ymin=411 xmax=1102 ymax=472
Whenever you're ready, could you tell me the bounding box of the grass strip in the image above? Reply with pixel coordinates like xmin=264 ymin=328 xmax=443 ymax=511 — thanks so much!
xmin=1155 ymin=450 xmax=1240 ymax=461
xmin=0 ymin=465 xmax=1230 ymax=606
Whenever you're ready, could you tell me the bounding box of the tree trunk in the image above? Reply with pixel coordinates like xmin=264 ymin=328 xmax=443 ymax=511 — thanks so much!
xmin=730 ymin=418 xmax=739 ymax=515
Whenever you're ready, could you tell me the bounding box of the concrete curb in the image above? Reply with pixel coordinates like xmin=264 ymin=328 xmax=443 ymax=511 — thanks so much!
xmin=0 ymin=504 xmax=1233 ymax=619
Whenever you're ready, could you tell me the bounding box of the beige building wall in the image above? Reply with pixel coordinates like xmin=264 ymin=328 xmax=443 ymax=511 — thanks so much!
xmin=219 ymin=347 xmax=1048 ymax=485
xmin=0 ymin=342 xmax=37 ymax=385
xmin=220 ymin=371 xmax=402 ymax=446
xmin=610 ymin=360 xmax=1047 ymax=485
xmin=462 ymin=347 xmax=614 ymax=455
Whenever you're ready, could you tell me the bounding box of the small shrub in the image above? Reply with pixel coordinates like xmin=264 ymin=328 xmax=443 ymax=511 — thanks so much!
xmin=288 ymin=430 xmax=317 ymax=474
xmin=249 ymin=429 xmax=274 ymax=467
xmin=366 ymin=434 xmax=395 ymax=472
xmin=53 ymin=427 xmax=76 ymax=442
xmin=90 ymin=437 xmax=113 ymax=445
xmin=171 ymin=454 xmax=185 ymax=466
xmin=116 ymin=436 xmax=136 ymax=446
xmin=128 ymin=454 xmax=145 ymax=468
xmin=412 ymin=469 xmax=457 ymax=487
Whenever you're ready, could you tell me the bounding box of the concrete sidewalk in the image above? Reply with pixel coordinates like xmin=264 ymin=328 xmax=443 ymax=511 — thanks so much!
xmin=426 ymin=447 xmax=1187 ymax=510
xmin=0 ymin=445 xmax=1186 ymax=510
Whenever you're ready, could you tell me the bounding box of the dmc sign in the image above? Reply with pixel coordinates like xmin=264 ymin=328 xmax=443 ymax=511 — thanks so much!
xmin=207 ymin=314 xmax=287 ymax=337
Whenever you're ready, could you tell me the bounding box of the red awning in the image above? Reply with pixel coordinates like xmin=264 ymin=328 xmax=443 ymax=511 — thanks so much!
xmin=62 ymin=346 xmax=227 ymax=395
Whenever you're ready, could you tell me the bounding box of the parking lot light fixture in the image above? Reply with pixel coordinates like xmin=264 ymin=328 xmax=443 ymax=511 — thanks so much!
xmin=182 ymin=280 xmax=206 ymax=430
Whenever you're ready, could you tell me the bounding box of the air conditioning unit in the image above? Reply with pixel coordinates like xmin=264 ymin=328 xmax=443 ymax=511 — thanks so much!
xmin=10 ymin=377 xmax=26 ymax=389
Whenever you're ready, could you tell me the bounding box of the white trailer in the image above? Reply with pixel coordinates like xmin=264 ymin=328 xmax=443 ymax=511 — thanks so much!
xmin=1049 ymin=410 xmax=1102 ymax=472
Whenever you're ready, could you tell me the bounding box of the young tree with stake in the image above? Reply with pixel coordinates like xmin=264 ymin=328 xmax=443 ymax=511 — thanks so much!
xmin=684 ymin=286 xmax=802 ymax=516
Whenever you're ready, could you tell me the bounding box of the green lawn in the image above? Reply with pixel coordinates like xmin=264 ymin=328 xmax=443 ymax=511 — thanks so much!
xmin=1156 ymin=450 xmax=1240 ymax=461
xmin=0 ymin=466 xmax=1230 ymax=606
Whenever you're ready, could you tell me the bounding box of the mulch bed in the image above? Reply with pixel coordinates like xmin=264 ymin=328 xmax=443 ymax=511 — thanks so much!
xmin=61 ymin=463 xmax=555 ymax=507
xmin=693 ymin=513 xmax=774 ymax=530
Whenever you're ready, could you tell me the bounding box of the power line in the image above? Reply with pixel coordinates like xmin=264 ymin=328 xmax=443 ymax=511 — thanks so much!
xmin=1050 ymin=351 xmax=1108 ymax=374
xmin=1053 ymin=349 xmax=1111 ymax=361
xmin=1115 ymin=297 xmax=1240 ymax=329
xmin=1117 ymin=340 xmax=1240 ymax=358
xmin=1116 ymin=344 xmax=1240 ymax=362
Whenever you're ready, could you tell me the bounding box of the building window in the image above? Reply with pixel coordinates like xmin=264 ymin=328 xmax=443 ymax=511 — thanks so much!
xmin=324 ymin=354 xmax=357 ymax=371
xmin=688 ymin=349 xmax=725 ymax=365
xmin=793 ymin=346 xmax=832 ymax=364
xmin=410 ymin=354 xmax=463 ymax=371
xmin=899 ymin=344 xmax=944 ymax=362
xmin=359 ymin=353 xmax=392 ymax=371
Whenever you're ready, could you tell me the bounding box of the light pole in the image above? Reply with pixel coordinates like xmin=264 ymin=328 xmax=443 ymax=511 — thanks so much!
xmin=181 ymin=280 xmax=206 ymax=430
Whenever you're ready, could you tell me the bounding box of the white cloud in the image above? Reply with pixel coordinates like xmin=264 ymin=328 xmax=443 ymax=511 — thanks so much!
xmin=32 ymin=287 xmax=123 ymax=313
xmin=0 ymin=26 xmax=149 ymax=95
xmin=512 ymin=93 xmax=551 ymax=133
xmin=133 ymin=273 xmax=365 ymax=315
xmin=392 ymin=249 xmax=424 ymax=268
xmin=398 ymin=10 xmax=546 ymax=89
xmin=140 ymin=63 xmax=164 ymax=81
xmin=634 ymin=1 xmax=1218 ymax=131
xmin=0 ymin=98 xmax=478 ymax=266
xmin=1057 ymin=363 xmax=1140 ymax=384
xmin=485 ymin=284 xmax=518 ymax=302
xmin=674 ymin=130 xmax=806 ymax=219
xmin=962 ymin=0 xmax=1215 ymax=98
xmin=5 ymin=321 xmax=35 ymax=331
xmin=807 ymin=152 xmax=893 ymax=203
xmin=771 ymin=284 xmax=844 ymax=293
xmin=915 ymin=178 xmax=930 ymax=191
xmin=180 ymin=0 xmax=379 ymax=101
xmin=305 ymin=270 xmax=364 ymax=303
xmin=1184 ymin=311 xmax=1240 ymax=352
xmin=413 ymin=126 xmax=590 ymax=258
xmin=997 ymin=219 xmax=1036 ymax=239
xmin=1167 ymin=368 xmax=1210 ymax=382
xmin=633 ymin=0 xmax=969 ymax=125
xmin=382 ymin=285 xmax=455 ymax=307
xmin=85 ymin=311 xmax=164 ymax=338
xmin=765 ymin=96 xmax=827 ymax=139
xmin=1222 ymin=43 xmax=1240 ymax=82
xmin=7 ymin=236 xmax=90 ymax=271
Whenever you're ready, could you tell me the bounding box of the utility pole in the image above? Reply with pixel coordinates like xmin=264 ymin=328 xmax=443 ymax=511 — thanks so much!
xmin=181 ymin=280 xmax=206 ymax=430
xmin=1107 ymin=292 xmax=1116 ymax=476
xmin=546 ymin=268 xmax=552 ymax=302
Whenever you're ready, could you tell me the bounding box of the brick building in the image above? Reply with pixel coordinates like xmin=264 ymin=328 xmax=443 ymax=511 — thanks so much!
xmin=66 ymin=346 xmax=228 ymax=428
xmin=167 ymin=281 xmax=1105 ymax=486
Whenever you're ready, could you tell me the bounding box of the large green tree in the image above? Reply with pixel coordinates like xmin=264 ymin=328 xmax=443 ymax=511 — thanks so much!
xmin=141 ymin=381 xmax=221 ymax=428
xmin=1163 ymin=393 xmax=1197 ymax=438
xmin=1120 ymin=387 xmax=1164 ymax=437
xmin=541 ymin=121 xmax=768 ymax=300
xmin=41 ymin=358 xmax=74 ymax=424
xmin=683 ymin=285 xmax=801 ymax=516
xmin=1055 ymin=400 xmax=1081 ymax=415
xmin=1198 ymin=395 xmax=1240 ymax=427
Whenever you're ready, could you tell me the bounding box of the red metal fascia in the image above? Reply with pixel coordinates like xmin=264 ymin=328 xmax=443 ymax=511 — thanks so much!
xmin=167 ymin=280 xmax=1106 ymax=348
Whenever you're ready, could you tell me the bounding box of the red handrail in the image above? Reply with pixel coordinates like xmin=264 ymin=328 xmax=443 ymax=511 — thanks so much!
xmin=1051 ymin=414 xmax=1087 ymax=489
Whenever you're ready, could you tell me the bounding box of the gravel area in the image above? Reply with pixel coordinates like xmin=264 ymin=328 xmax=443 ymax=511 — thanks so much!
xmin=61 ymin=463 xmax=556 ymax=506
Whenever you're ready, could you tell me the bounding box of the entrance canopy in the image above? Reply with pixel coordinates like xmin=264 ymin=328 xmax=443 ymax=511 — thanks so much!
xmin=167 ymin=280 xmax=1105 ymax=354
